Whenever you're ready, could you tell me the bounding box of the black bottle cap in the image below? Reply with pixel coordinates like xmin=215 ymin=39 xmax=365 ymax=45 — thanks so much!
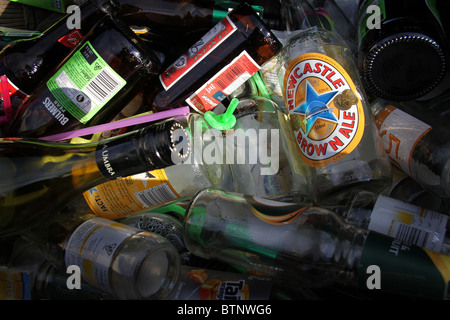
xmin=96 ymin=119 xmax=190 ymax=179
xmin=142 ymin=119 xmax=191 ymax=169
xmin=362 ymin=32 xmax=447 ymax=101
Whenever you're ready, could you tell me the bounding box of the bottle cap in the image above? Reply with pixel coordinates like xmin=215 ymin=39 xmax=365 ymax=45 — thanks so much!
xmin=204 ymin=98 xmax=239 ymax=130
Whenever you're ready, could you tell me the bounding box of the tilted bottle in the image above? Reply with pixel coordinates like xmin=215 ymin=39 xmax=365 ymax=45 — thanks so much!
xmin=0 ymin=237 xmax=111 ymax=300
xmin=117 ymin=0 xmax=283 ymax=64
xmin=0 ymin=0 xmax=120 ymax=106
xmin=21 ymin=212 xmax=181 ymax=300
xmin=275 ymin=0 xmax=392 ymax=206
xmin=117 ymin=0 xmax=284 ymax=35
xmin=0 ymin=117 xmax=190 ymax=237
xmin=386 ymin=168 xmax=450 ymax=214
xmin=370 ymin=98 xmax=450 ymax=199
xmin=183 ymin=188 xmax=450 ymax=299
xmin=336 ymin=191 xmax=450 ymax=255
xmin=121 ymin=208 xmax=322 ymax=300
xmin=150 ymin=2 xmax=283 ymax=114
xmin=4 ymin=13 xmax=162 ymax=138
xmin=78 ymin=113 xmax=224 ymax=220
xmin=357 ymin=0 xmax=448 ymax=101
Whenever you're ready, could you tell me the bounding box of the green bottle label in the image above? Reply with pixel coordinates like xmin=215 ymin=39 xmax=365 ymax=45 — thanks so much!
xmin=358 ymin=231 xmax=450 ymax=299
xmin=46 ymin=41 xmax=126 ymax=124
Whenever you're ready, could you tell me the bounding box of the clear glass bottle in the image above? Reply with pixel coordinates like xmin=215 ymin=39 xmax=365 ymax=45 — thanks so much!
xmin=22 ymin=213 xmax=181 ymax=300
xmin=275 ymin=0 xmax=392 ymax=206
xmin=120 ymin=209 xmax=192 ymax=264
xmin=0 ymin=117 xmax=190 ymax=237
xmin=370 ymin=98 xmax=450 ymax=198
xmin=5 ymin=13 xmax=162 ymax=138
xmin=183 ymin=188 xmax=450 ymax=299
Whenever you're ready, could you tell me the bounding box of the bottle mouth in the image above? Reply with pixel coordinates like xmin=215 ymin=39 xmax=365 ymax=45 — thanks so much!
xmin=362 ymin=32 xmax=447 ymax=101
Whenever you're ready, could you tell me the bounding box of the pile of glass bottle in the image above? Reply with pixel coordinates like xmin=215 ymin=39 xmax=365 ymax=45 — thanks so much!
xmin=0 ymin=0 xmax=449 ymax=300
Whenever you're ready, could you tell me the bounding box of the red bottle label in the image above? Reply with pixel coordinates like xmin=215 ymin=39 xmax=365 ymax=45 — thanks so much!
xmin=58 ymin=29 xmax=84 ymax=49
xmin=186 ymin=51 xmax=260 ymax=113
xmin=159 ymin=16 xmax=237 ymax=90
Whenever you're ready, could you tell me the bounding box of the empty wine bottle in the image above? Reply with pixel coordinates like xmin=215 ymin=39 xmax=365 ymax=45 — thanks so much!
xmin=183 ymin=188 xmax=450 ymax=299
xmin=0 ymin=117 xmax=190 ymax=237
xmin=357 ymin=0 xmax=448 ymax=101
xmin=5 ymin=13 xmax=162 ymax=138
xmin=371 ymin=98 xmax=450 ymax=198
xmin=150 ymin=2 xmax=283 ymax=114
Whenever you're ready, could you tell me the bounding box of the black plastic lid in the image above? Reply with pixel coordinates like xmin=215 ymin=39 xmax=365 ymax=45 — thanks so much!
xmin=362 ymin=32 xmax=447 ymax=101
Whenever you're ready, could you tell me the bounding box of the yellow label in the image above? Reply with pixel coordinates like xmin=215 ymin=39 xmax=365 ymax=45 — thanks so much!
xmin=283 ymin=53 xmax=365 ymax=167
xmin=424 ymin=249 xmax=450 ymax=286
xmin=84 ymin=169 xmax=181 ymax=219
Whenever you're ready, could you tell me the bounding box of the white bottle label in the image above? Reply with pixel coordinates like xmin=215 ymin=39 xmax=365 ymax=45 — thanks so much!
xmin=374 ymin=105 xmax=431 ymax=176
xmin=368 ymin=195 xmax=447 ymax=252
xmin=65 ymin=217 xmax=138 ymax=293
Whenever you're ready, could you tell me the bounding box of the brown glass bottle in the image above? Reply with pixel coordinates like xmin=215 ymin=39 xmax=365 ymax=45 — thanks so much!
xmin=357 ymin=0 xmax=448 ymax=101
xmin=119 ymin=0 xmax=284 ymax=65
xmin=4 ymin=14 xmax=162 ymax=138
xmin=150 ymin=2 xmax=283 ymax=114
xmin=118 ymin=0 xmax=283 ymax=36
xmin=0 ymin=0 xmax=120 ymax=97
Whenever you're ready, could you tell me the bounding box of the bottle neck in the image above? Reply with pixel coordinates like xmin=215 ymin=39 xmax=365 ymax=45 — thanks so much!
xmin=95 ymin=119 xmax=190 ymax=180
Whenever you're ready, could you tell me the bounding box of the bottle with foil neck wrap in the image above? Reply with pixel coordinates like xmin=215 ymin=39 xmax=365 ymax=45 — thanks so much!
xmin=0 ymin=117 xmax=190 ymax=237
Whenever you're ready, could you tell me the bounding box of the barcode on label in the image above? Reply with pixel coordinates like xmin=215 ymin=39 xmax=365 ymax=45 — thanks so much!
xmin=394 ymin=223 xmax=430 ymax=248
xmin=215 ymin=63 xmax=246 ymax=90
xmin=84 ymin=69 xmax=124 ymax=106
xmin=135 ymin=183 xmax=179 ymax=208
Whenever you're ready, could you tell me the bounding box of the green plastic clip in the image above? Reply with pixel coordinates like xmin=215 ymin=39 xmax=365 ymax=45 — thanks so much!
xmin=204 ymin=98 xmax=239 ymax=130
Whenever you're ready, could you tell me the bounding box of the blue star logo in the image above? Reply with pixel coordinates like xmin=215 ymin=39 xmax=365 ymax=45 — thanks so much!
xmin=293 ymin=82 xmax=339 ymax=135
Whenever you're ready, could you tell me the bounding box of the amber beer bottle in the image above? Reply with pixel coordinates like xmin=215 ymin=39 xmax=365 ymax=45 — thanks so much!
xmin=150 ymin=2 xmax=283 ymax=114
xmin=0 ymin=0 xmax=119 ymax=100
xmin=4 ymin=14 xmax=162 ymax=138
xmin=357 ymin=0 xmax=448 ymax=101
